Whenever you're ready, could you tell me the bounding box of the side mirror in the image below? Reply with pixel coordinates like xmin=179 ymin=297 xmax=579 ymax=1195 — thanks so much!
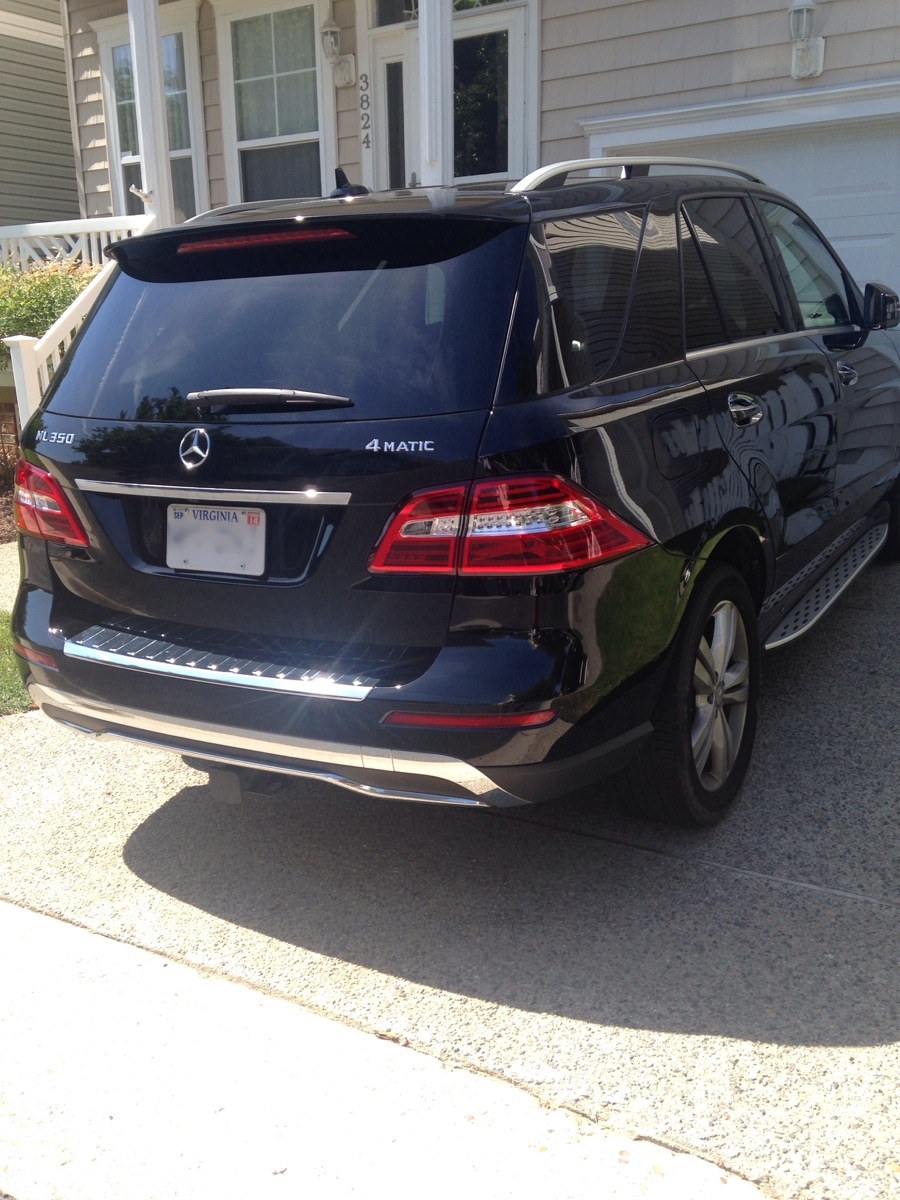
xmin=863 ymin=282 xmax=900 ymax=329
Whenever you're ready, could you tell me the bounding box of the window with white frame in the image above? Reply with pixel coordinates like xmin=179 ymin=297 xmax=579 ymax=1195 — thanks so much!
xmin=94 ymin=6 xmax=206 ymax=223
xmin=213 ymin=0 xmax=326 ymax=204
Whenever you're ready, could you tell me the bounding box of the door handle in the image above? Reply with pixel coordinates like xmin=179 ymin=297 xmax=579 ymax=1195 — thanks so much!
xmin=836 ymin=361 xmax=859 ymax=386
xmin=727 ymin=393 xmax=764 ymax=427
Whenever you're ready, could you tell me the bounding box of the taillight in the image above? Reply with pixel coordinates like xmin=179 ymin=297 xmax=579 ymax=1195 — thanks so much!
xmin=369 ymin=475 xmax=651 ymax=576
xmin=13 ymin=460 xmax=90 ymax=547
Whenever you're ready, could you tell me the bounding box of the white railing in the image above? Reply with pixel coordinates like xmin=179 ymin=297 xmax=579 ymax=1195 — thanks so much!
xmin=0 ymin=214 xmax=154 ymax=270
xmin=2 ymin=214 xmax=157 ymax=430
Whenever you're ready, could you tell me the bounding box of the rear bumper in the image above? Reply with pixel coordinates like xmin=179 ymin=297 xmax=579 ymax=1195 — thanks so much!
xmin=29 ymin=681 xmax=652 ymax=808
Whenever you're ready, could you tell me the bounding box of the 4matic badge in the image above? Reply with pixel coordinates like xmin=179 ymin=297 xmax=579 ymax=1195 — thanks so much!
xmin=365 ymin=438 xmax=435 ymax=453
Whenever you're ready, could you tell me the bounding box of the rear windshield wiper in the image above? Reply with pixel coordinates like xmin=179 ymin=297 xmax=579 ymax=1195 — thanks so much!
xmin=187 ymin=388 xmax=353 ymax=409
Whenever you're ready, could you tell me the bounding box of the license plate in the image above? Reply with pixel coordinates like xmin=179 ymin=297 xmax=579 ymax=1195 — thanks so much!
xmin=166 ymin=504 xmax=266 ymax=576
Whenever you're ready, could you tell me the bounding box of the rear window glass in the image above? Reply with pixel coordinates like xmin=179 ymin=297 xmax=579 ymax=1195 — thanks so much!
xmin=44 ymin=218 xmax=527 ymax=421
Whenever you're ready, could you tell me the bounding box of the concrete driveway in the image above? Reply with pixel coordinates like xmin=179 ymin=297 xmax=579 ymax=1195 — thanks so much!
xmin=0 ymin=553 xmax=897 ymax=1200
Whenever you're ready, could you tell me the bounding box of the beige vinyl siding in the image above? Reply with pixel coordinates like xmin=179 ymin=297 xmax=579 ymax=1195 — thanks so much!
xmin=541 ymin=0 xmax=900 ymax=163
xmin=67 ymin=0 xmax=118 ymax=217
xmin=0 ymin=33 xmax=79 ymax=223
xmin=1 ymin=0 xmax=60 ymax=18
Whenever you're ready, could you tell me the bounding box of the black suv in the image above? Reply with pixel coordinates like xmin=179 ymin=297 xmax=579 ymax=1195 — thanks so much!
xmin=12 ymin=158 xmax=900 ymax=825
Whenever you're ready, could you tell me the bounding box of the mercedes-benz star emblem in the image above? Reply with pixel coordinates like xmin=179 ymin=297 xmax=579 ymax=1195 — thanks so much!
xmin=179 ymin=427 xmax=211 ymax=471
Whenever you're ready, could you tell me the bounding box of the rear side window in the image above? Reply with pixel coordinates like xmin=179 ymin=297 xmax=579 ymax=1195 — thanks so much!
xmin=542 ymin=209 xmax=643 ymax=384
xmin=682 ymin=196 xmax=786 ymax=347
xmin=44 ymin=218 xmax=528 ymax=421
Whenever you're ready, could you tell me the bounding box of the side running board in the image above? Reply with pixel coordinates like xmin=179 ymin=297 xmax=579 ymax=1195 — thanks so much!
xmin=765 ymin=524 xmax=887 ymax=649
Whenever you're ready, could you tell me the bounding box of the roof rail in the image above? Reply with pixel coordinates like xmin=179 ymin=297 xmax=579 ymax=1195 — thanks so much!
xmin=511 ymin=157 xmax=766 ymax=192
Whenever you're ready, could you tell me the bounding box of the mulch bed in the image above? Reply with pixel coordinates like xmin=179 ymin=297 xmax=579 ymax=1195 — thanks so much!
xmin=0 ymin=487 xmax=15 ymax=544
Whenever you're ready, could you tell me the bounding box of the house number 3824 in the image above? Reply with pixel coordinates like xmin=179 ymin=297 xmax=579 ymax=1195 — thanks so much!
xmin=359 ymin=74 xmax=372 ymax=149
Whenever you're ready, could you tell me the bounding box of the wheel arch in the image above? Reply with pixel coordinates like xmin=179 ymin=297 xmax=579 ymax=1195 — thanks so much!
xmin=695 ymin=524 xmax=768 ymax=614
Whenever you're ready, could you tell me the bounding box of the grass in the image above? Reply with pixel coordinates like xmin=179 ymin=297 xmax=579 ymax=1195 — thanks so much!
xmin=0 ymin=612 xmax=32 ymax=715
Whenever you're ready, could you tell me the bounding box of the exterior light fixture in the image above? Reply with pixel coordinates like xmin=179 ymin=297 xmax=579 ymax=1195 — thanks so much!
xmin=788 ymin=1 xmax=825 ymax=79
xmin=319 ymin=4 xmax=356 ymax=88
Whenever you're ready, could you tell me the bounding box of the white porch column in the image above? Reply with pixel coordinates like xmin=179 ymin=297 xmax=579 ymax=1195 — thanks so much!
xmin=417 ymin=0 xmax=452 ymax=186
xmin=126 ymin=0 xmax=176 ymax=227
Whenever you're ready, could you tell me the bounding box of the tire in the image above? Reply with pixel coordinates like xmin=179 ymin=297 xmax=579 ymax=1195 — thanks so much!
xmin=617 ymin=564 xmax=760 ymax=827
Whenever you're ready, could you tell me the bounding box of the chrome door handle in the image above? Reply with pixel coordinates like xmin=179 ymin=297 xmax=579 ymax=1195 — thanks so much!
xmin=836 ymin=361 xmax=859 ymax=386
xmin=727 ymin=393 xmax=764 ymax=427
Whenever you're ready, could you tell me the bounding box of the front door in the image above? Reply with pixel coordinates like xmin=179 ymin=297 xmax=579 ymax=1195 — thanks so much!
xmin=363 ymin=2 xmax=530 ymax=190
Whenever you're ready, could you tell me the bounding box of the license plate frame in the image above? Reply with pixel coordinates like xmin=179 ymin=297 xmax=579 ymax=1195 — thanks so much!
xmin=166 ymin=504 xmax=266 ymax=576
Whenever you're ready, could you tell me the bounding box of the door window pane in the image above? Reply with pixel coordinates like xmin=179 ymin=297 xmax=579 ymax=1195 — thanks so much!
xmin=760 ymin=202 xmax=851 ymax=329
xmin=683 ymin=198 xmax=785 ymax=342
xmin=454 ymin=30 xmax=508 ymax=178
xmin=386 ymin=61 xmax=405 ymax=188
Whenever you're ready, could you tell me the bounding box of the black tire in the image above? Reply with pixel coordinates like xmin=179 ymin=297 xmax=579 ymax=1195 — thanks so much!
xmin=616 ymin=564 xmax=760 ymax=827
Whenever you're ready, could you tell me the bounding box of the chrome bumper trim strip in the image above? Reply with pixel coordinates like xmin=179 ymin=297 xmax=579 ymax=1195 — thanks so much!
xmin=74 ymin=479 xmax=352 ymax=506
xmin=29 ymin=683 xmax=521 ymax=808
xmin=63 ymin=637 xmax=372 ymax=700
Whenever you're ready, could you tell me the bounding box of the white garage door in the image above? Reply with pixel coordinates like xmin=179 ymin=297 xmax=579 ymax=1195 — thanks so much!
xmin=636 ymin=123 xmax=900 ymax=293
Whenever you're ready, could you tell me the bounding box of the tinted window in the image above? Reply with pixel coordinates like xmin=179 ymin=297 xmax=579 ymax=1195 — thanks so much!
xmin=681 ymin=213 xmax=728 ymax=351
xmin=682 ymin=197 xmax=785 ymax=343
xmin=617 ymin=209 xmax=682 ymax=372
xmin=542 ymin=208 xmax=642 ymax=385
xmin=44 ymin=219 xmax=527 ymax=421
xmin=759 ymin=201 xmax=852 ymax=330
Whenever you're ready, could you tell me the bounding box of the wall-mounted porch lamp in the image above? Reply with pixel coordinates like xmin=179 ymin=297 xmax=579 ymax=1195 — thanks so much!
xmin=320 ymin=5 xmax=356 ymax=88
xmin=788 ymin=1 xmax=825 ymax=79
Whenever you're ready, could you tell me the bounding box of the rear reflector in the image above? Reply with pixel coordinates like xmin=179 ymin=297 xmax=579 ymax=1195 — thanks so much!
xmin=14 ymin=460 xmax=90 ymax=547
xmin=177 ymin=227 xmax=354 ymax=253
xmin=383 ymin=709 xmax=556 ymax=730
xmin=369 ymin=475 xmax=651 ymax=576
xmin=13 ymin=643 xmax=57 ymax=669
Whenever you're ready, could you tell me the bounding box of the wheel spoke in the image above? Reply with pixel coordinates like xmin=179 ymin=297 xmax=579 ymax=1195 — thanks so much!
xmin=689 ymin=598 xmax=750 ymax=788
xmin=709 ymin=602 xmax=737 ymax=679
xmin=692 ymin=637 xmax=717 ymax=695
xmin=707 ymin=707 xmax=735 ymax=786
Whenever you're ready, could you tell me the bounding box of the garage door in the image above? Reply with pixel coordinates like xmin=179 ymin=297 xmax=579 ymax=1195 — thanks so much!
xmin=634 ymin=123 xmax=900 ymax=294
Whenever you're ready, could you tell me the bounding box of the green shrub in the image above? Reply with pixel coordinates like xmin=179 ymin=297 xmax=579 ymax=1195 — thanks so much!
xmin=0 ymin=260 xmax=100 ymax=371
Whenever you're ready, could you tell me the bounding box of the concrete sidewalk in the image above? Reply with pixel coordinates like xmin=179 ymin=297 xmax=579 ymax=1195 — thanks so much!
xmin=0 ymin=899 xmax=767 ymax=1200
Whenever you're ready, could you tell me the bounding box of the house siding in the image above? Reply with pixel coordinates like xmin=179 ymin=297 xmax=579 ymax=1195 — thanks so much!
xmin=540 ymin=0 xmax=900 ymax=161
xmin=66 ymin=0 xmax=118 ymax=218
xmin=0 ymin=28 xmax=79 ymax=224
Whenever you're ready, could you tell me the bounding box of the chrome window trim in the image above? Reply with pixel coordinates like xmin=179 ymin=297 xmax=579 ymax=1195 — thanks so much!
xmin=74 ymin=479 xmax=352 ymax=506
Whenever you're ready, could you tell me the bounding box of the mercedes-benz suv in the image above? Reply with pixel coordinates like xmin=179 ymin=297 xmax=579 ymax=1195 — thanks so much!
xmin=11 ymin=158 xmax=900 ymax=825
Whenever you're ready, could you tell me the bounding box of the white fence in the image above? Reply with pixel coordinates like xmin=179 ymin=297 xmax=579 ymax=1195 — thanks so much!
xmin=0 ymin=215 xmax=153 ymax=270
xmin=2 ymin=215 xmax=156 ymax=430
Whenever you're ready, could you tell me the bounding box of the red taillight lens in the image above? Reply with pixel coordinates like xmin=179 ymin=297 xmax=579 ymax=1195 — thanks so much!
xmin=367 ymin=485 xmax=467 ymax=574
xmin=13 ymin=460 xmax=90 ymax=547
xmin=383 ymin=709 xmax=556 ymax=730
xmin=369 ymin=475 xmax=651 ymax=576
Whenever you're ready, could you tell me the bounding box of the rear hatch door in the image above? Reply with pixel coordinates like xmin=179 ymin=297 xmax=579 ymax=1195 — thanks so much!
xmin=35 ymin=209 xmax=529 ymax=651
